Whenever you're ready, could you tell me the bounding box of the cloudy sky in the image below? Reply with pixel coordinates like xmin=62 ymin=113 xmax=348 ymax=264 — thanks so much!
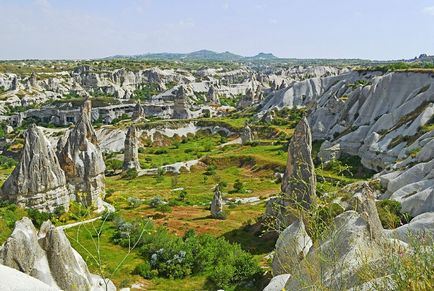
xmin=1 ymin=0 xmax=434 ymax=60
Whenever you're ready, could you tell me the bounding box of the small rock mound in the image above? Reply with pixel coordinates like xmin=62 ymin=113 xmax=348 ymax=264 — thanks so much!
xmin=0 ymin=124 xmax=69 ymax=212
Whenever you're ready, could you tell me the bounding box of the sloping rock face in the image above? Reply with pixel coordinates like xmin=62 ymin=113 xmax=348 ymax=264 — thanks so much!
xmin=57 ymin=100 xmax=105 ymax=209
xmin=271 ymin=219 xmax=312 ymax=275
xmin=0 ymin=264 xmax=58 ymax=291
xmin=0 ymin=124 xmax=69 ymax=212
xmin=281 ymin=117 xmax=316 ymax=209
xmin=211 ymin=185 xmax=224 ymax=218
xmin=0 ymin=218 xmax=115 ymax=291
xmin=307 ymin=71 xmax=434 ymax=171
xmin=123 ymin=125 xmax=141 ymax=171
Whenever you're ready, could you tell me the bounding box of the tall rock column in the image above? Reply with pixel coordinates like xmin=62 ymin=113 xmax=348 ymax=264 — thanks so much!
xmin=240 ymin=123 xmax=254 ymax=145
xmin=281 ymin=117 xmax=316 ymax=209
xmin=211 ymin=185 xmax=224 ymax=219
xmin=123 ymin=125 xmax=141 ymax=172
xmin=57 ymin=99 xmax=106 ymax=210
xmin=0 ymin=124 xmax=69 ymax=212
xmin=172 ymin=85 xmax=192 ymax=119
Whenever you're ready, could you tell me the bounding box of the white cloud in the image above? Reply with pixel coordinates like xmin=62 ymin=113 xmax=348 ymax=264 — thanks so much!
xmin=423 ymin=5 xmax=434 ymax=15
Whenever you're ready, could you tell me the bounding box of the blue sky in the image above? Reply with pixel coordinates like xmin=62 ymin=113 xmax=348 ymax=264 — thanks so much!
xmin=1 ymin=0 xmax=434 ymax=60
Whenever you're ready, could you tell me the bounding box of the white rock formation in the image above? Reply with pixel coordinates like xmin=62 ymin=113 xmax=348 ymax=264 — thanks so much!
xmin=123 ymin=125 xmax=141 ymax=172
xmin=0 ymin=124 xmax=69 ymax=212
xmin=0 ymin=217 xmax=115 ymax=291
xmin=211 ymin=185 xmax=224 ymax=218
xmin=57 ymin=100 xmax=106 ymax=210
xmin=271 ymin=219 xmax=312 ymax=275
xmin=281 ymin=117 xmax=316 ymax=209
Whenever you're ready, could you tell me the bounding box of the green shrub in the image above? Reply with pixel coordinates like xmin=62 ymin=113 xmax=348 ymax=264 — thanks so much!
xmin=113 ymin=220 xmax=261 ymax=288
xmin=204 ymin=165 xmax=217 ymax=176
xmin=133 ymin=261 xmax=157 ymax=279
xmin=230 ymin=179 xmax=247 ymax=194
xmin=123 ymin=168 xmax=138 ymax=180
xmin=0 ymin=156 xmax=17 ymax=169
xmin=149 ymin=196 xmax=165 ymax=208
xmin=376 ymin=199 xmax=412 ymax=229
xmin=26 ymin=208 xmax=52 ymax=228
xmin=106 ymin=159 xmax=123 ymax=171
xmin=156 ymin=204 xmax=172 ymax=213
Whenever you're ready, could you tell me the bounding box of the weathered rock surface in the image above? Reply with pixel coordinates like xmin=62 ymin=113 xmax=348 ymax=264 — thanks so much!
xmin=123 ymin=125 xmax=141 ymax=171
xmin=0 ymin=124 xmax=69 ymax=212
xmin=263 ymin=274 xmax=291 ymax=291
xmin=0 ymin=217 xmax=115 ymax=291
xmin=271 ymin=219 xmax=312 ymax=275
xmin=0 ymin=264 xmax=59 ymax=291
xmin=211 ymin=185 xmax=224 ymax=218
xmin=57 ymin=100 xmax=105 ymax=210
xmin=281 ymin=117 xmax=316 ymax=209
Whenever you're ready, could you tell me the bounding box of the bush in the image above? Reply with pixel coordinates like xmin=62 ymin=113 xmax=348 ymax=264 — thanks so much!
xmin=26 ymin=208 xmax=52 ymax=228
xmin=123 ymin=168 xmax=138 ymax=180
xmin=105 ymin=159 xmax=123 ymax=171
xmin=204 ymin=165 xmax=217 ymax=176
xmin=127 ymin=197 xmax=142 ymax=208
xmin=156 ymin=204 xmax=172 ymax=213
xmin=376 ymin=199 xmax=412 ymax=229
xmin=133 ymin=261 xmax=157 ymax=279
xmin=149 ymin=196 xmax=165 ymax=208
xmin=112 ymin=219 xmax=261 ymax=288
xmin=230 ymin=179 xmax=247 ymax=194
xmin=0 ymin=156 xmax=17 ymax=169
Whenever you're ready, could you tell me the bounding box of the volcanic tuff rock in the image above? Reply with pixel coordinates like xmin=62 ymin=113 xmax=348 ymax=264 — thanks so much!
xmin=211 ymin=185 xmax=224 ymax=218
xmin=57 ymin=100 xmax=106 ymax=210
xmin=131 ymin=101 xmax=146 ymax=121
xmin=206 ymin=84 xmax=220 ymax=104
xmin=0 ymin=217 xmax=115 ymax=291
xmin=0 ymin=124 xmax=69 ymax=212
xmin=172 ymin=85 xmax=192 ymax=119
xmin=240 ymin=123 xmax=253 ymax=145
xmin=123 ymin=125 xmax=141 ymax=171
xmin=281 ymin=117 xmax=316 ymax=209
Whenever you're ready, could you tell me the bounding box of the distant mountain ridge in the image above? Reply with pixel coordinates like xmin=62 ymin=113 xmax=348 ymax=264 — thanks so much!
xmin=106 ymin=49 xmax=280 ymax=61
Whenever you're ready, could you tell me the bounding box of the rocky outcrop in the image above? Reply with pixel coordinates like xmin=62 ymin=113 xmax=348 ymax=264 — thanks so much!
xmin=0 ymin=124 xmax=69 ymax=212
xmin=271 ymin=219 xmax=312 ymax=275
xmin=0 ymin=217 xmax=115 ymax=291
xmin=211 ymin=185 xmax=224 ymax=218
xmin=206 ymin=84 xmax=220 ymax=105
xmin=57 ymin=100 xmax=105 ymax=210
xmin=172 ymin=85 xmax=192 ymax=119
xmin=131 ymin=102 xmax=145 ymax=121
xmin=123 ymin=125 xmax=141 ymax=172
xmin=281 ymin=117 xmax=316 ymax=209
xmin=283 ymin=183 xmax=387 ymax=290
xmin=240 ymin=124 xmax=253 ymax=144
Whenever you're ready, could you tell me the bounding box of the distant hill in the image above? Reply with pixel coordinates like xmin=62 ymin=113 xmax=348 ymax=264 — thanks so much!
xmin=105 ymin=50 xmax=281 ymax=62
